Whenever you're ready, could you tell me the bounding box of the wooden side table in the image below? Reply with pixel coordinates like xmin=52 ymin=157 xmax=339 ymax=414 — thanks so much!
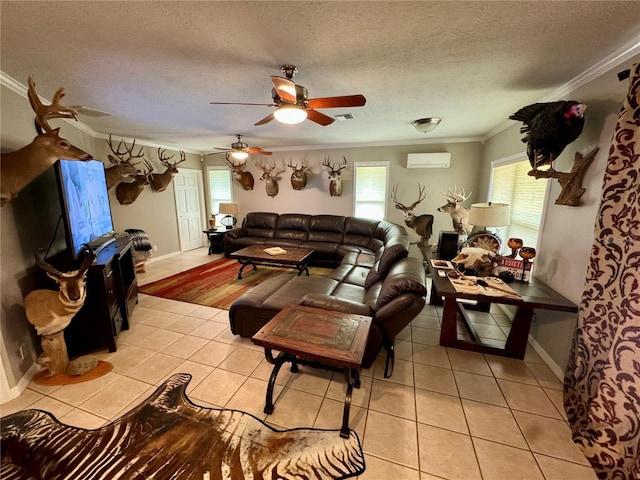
xmin=252 ymin=304 xmax=371 ymax=438
xmin=202 ymin=228 xmax=227 ymax=255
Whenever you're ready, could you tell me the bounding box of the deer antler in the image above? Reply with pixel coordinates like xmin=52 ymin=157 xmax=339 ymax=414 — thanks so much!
xmin=157 ymin=148 xmax=175 ymax=167
xmin=441 ymin=185 xmax=471 ymax=203
xmin=407 ymin=183 xmax=427 ymax=210
xmin=27 ymin=76 xmax=78 ymax=133
xmin=256 ymin=159 xmax=275 ymax=173
xmin=107 ymin=134 xmax=144 ymax=166
xmin=392 ymin=183 xmax=426 ymax=211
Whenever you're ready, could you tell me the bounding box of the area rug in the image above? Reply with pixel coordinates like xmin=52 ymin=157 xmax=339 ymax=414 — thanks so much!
xmin=1 ymin=373 xmax=366 ymax=480
xmin=139 ymin=258 xmax=332 ymax=310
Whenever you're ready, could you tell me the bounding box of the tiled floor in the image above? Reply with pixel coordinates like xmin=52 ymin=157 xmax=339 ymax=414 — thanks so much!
xmin=1 ymin=247 xmax=597 ymax=479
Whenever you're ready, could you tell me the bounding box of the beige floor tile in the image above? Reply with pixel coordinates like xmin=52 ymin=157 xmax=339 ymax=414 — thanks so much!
xmin=142 ymin=328 xmax=185 ymax=351
xmin=314 ymin=397 xmax=367 ymax=438
xmin=189 ymin=320 xmax=228 ymax=340
xmin=394 ymin=339 xmax=413 ymax=361
xmin=447 ymin=349 xmax=493 ymax=376
xmin=485 ymin=355 xmax=538 ymax=385
xmin=498 ymin=379 xmax=563 ymax=418
xmin=251 ymin=358 xmax=294 ymax=386
xmin=186 ymin=305 xmax=225 ymax=320
xmin=491 ymin=312 xmax=512 ymax=327
xmin=369 ymin=379 xmax=416 ymax=420
xmin=414 ymin=363 xmax=458 ymax=396
xmin=513 ymin=410 xmax=591 ymax=465
xmin=165 ymin=360 xmax=214 ymax=393
xmin=411 ymin=314 xmax=440 ymax=330
xmin=0 ymin=388 xmax=44 ymax=416
xmin=473 ymin=437 xmax=545 ymax=479
xmin=152 ymin=298 xmax=201 ymax=315
xmin=534 ymin=453 xmax=598 ymax=480
xmin=106 ymin=343 xmax=156 ymax=374
xmin=128 ymin=352 xmax=185 ymax=385
xmin=411 ymin=326 xmax=441 ymax=346
xmin=116 ymin=322 xmax=157 ymax=345
xmin=26 ymin=380 xmax=61 ymax=396
xmin=364 ymin=410 xmax=419 ymax=469
xmin=161 ymin=334 xmax=209 ymax=359
xmin=188 ymin=340 xmax=236 ymax=367
xmin=217 ymin=347 xmax=265 ymax=376
xmin=417 ymin=423 xmax=481 ymax=479
xmin=225 ymin=377 xmax=273 ymax=419
xmin=209 ymin=309 xmax=231 ymax=324
xmin=544 ymin=387 xmax=568 ymax=420
xmin=49 ymin=371 xmax=120 ymax=406
xmin=523 ymin=346 xmax=546 ymax=364
xmin=526 ymin=362 xmax=563 ymax=390
xmin=465 ymin=310 xmax=497 ymax=325
xmin=59 ymin=407 xmax=107 ymax=429
xmin=326 ymin=372 xmax=372 ymax=408
xmin=454 ymin=370 xmax=507 ymax=406
xmin=462 ymin=399 xmax=528 ymax=449
xmin=412 ymin=344 xmax=450 ymax=369
xmin=396 ymin=325 xmax=412 ymax=341
xmin=285 ymin=365 xmax=333 ymax=395
xmin=29 ymin=396 xmax=74 ymax=419
xmin=111 ymin=386 xmax=156 ymax=419
xmin=189 ymin=368 xmax=247 ymax=407
xmin=470 ymin=323 xmax=507 ymax=340
xmin=415 ymin=388 xmax=468 ymax=434
xmin=80 ymin=376 xmax=151 ymax=419
xmin=373 ymin=357 xmax=414 ymax=386
xmin=164 ymin=315 xmax=206 ymax=334
xmin=264 ymin=387 xmax=323 ymax=429
xmin=130 ymin=308 xmax=184 ymax=329
xmin=357 ymin=455 xmax=420 ymax=480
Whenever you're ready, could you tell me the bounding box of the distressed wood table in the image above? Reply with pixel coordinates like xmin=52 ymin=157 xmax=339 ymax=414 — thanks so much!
xmin=229 ymin=245 xmax=314 ymax=279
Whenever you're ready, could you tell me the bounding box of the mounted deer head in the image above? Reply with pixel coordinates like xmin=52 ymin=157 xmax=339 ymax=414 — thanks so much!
xmin=1 ymin=76 xmax=92 ymax=206
xmin=288 ymin=158 xmax=308 ymax=190
xmin=226 ymin=155 xmax=255 ymax=190
xmin=437 ymin=185 xmax=473 ymax=236
xmin=391 ymin=183 xmax=434 ymax=240
xmin=150 ymin=149 xmax=186 ymax=192
xmin=105 ymin=134 xmax=144 ymax=190
xmin=322 ymin=156 xmax=348 ymax=197
xmin=256 ymin=158 xmax=279 ymax=197
xmin=115 ymin=160 xmax=154 ymax=205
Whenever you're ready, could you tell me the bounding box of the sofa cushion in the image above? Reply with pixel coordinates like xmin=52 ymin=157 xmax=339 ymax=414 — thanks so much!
xmin=244 ymin=212 xmax=279 ymax=238
xmin=274 ymin=214 xmax=310 ymax=241
xmin=329 ymin=264 xmax=369 ymax=287
xmin=364 ymin=243 xmax=409 ymax=288
xmin=376 ymin=258 xmax=427 ymax=309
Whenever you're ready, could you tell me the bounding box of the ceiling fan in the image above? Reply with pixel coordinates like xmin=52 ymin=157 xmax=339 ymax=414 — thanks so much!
xmin=210 ymin=134 xmax=272 ymax=160
xmin=210 ymin=65 xmax=366 ymax=126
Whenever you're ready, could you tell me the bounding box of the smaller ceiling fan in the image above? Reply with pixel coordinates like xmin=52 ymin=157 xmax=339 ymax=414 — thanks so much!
xmin=210 ymin=134 xmax=272 ymax=160
xmin=210 ymin=65 xmax=366 ymax=126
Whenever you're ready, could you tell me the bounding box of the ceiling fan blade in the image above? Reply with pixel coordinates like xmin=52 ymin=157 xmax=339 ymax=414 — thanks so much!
xmin=270 ymin=76 xmax=297 ymax=103
xmin=255 ymin=113 xmax=275 ymax=126
xmin=248 ymin=147 xmax=272 ymax=155
xmin=212 ymin=147 xmax=232 ymax=151
xmin=307 ymin=109 xmax=335 ymax=126
xmin=306 ymin=95 xmax=367 ymax=109
xmin=209 ymin=101 xmax=277 ymax=107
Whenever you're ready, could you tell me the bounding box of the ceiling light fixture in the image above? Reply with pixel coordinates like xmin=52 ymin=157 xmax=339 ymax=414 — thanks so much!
xmin=412 ymin=117 xmax=441 ymax=133
xmin=274 ymin=104 xmax=307 ymax=124
xmin=230 ymin=150 xmax=249 ymax=160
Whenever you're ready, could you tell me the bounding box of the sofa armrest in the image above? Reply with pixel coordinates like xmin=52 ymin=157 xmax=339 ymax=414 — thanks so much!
xmin=299 ymin=294 xmax=373 ymax=317
xmin=225 ymin=228 xmax=247 ymax=239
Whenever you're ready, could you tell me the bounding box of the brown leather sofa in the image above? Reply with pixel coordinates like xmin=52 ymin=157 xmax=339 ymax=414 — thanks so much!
xmin=227 ymin=212 xmax=427 ymax=377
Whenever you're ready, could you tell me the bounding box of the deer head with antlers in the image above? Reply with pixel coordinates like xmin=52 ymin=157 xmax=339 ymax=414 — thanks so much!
xmin=322 ymin=156 xmax=348 ymax=197
xmin=149 ymin=148 xmax=186 ymax=193
xmin=256 ymin=158 xmax=279 ymax=197
xmin=226 ymin=156 xmax=255 ymax=190
xmin=288 ymin=158 xmax=308 ymax=190
xmin=115 ymin=160 xmax=154 ymax=205
xmin=1 ymin=76 xmax=92 ymax=206
xmin=105 ymin=134 xmax=144 ymax=190
xmin=437 ymin=185 xmax=473 ymax=236
xmin=391 ymin=183 xmax=434 ymax=240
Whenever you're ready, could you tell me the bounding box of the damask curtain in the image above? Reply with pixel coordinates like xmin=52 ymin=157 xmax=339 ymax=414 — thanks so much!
xmin=564 ymin=63 xmax=640 ymax=479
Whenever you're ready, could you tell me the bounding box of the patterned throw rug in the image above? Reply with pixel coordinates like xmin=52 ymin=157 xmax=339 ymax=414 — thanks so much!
xmin=139 ymin=258 xmax=332 ymax=310
xmin=1 ymin=373 xmax=366 ymax=480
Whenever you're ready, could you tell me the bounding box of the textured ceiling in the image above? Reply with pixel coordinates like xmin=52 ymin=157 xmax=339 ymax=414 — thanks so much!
xmin=1 ymin=1 xmax=639 ymax=153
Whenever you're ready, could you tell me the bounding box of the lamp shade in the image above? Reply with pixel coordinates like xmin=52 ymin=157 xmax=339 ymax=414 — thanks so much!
xmin=468 ymin=202 xmax=510 ymax=228
xmin=274 ymin=104 xmax=308 ymax=124
xmin=218 ymin=202 xmax=238 ymax=216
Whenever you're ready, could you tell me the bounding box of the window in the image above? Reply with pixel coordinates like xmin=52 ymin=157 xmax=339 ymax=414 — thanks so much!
xmin=354 ymin=162 xmax=389 ymax=220
xmin=489 ymin=158 xmax=548 ymax=249
xmin=207 ymin=167 xmax=232 ymax=218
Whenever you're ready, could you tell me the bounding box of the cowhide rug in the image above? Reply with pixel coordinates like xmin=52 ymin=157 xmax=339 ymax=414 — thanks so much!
xmin=1 ymin=373 xmax=365 ymax=480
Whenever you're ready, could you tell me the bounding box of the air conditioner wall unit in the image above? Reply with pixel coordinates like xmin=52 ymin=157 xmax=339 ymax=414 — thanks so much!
xmin=406 ymin=152 xmax=451 ymax=169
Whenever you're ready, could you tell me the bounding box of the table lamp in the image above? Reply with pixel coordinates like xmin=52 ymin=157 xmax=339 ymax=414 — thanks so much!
xmin=218 ymin=203 xmax=239 ymax=229
xmin=467 ymin=202 xmax=511 ymax=251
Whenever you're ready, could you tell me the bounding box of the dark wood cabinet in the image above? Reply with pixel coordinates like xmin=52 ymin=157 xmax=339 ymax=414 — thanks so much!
xmin=64 ymin=237 xmax=137 ymax=357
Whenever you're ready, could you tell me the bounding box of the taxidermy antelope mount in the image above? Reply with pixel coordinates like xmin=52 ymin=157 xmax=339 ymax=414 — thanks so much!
xmin=391 ymin=183 xmax=434 ymax=241
xmin=256 ymin=158 xmax=279 ymax=197
xmin=226 ymin=156 xmax=255 ymax=190
xmin=105 ymin=134 xmax=143 ymax=190
xmin=1 ymin=76 xmax=92 ymax=206
xmin=322 ymin=156 xmax=348 ymax=196
xmin=437 ymin=185 xmax=473 ymax=236
xmin=150 ymin=148 xmax=186 ymax=192
xmin=288 ymin=158 xmax=308 ymax=190
xmin=24 ymin=246 xmax=95 ymax=375
xmin=115 ymin=160 xmax=154 ymax=205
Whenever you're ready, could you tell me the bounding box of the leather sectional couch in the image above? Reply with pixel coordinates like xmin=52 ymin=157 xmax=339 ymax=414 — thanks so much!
xmin=226 ymin=212 xmax=427 ymax=376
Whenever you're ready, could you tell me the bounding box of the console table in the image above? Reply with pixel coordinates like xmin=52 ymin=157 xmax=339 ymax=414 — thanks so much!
xmin=203 ymin=228 xmax=227 ymax=255
xmin=426 ymin=253 xmax=578 ymax=359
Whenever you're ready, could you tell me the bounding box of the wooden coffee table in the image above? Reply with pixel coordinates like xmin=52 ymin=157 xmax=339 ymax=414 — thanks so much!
xmin=252 ymin=304 xmax=372 ymax=438
xmin=230 ymin=245 xmax=314 ymax=279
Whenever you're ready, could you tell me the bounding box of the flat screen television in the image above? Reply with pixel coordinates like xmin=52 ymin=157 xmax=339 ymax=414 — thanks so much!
xmin=55 ymin=159 xmax=116 ymax=258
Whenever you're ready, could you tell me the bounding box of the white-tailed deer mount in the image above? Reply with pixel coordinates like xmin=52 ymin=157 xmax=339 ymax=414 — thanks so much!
xmin=105 ymin=134 xmax=144 ymax=190
xmin=288 ymin=158 xmax=308 ymax=190
xmin=437 ymin=185 xmax=473 ymax=236
xmin=226 ymin=155 xmax=255 ymax=190
xmin=115 ymin=160 xmax=153 ymax=205
xmin=391 ymin=183 xmax=434 ymax=241
xmin=150 ymin=148 xmax=186 ymax=192
xmin=322 ymin=156 xmax=348 ymax=197
xmin=256 ymin=158 xmax=279 ymax=197
xmin=24 ymin=246 xmax=95 ymax=375
xmin=1 ymin=76 xmax=92 ymax=206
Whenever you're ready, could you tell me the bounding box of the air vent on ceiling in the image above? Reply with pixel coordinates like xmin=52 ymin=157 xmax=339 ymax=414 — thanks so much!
xmin=71 ymin=106 xmax=112 ymax=118
xmin=334 ymin=113 xmax=356 ymax=121
xmin=406 ymin=152 xmax=451 ymax=169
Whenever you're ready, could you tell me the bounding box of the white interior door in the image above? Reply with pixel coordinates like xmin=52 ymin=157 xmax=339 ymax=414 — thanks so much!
xmin=174 ymin=169 xmax=204 ymax=252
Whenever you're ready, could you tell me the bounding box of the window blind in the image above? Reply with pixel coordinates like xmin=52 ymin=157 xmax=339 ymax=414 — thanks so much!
xmin=354 ymin=163 xmax=388 ymax=220
xmin=207 ymin=168 xmax=232 ymax=215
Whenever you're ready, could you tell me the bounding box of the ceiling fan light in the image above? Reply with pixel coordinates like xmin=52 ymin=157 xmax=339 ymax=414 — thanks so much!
xmin=231 ymin=150 xmax=249 ymax=160
xmin=274 ymin=104 xmax=307 ymax=124
xmin=412 ymin=117 xmax=441 ymax=133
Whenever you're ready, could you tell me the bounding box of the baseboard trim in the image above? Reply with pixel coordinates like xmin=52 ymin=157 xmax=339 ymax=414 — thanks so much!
xmin=2 ymin=363 xmax=40 ymax=404
xmin=148 ymin=251 xmax=182 ymax=263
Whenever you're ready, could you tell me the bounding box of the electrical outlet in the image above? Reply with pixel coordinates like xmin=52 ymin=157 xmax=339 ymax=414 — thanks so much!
xmin=153 ymin=245 xmax=158 ymax=252
xmin=18 ymin=343 xmax=26 ymax=360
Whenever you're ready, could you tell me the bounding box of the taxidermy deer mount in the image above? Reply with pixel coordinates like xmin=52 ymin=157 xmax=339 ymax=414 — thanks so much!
xmin=322 ymin=156 xmax=348 ymax=197
xmin=288 ymin=158 xmax=308 ymax=190
xmin=24 ymin=246 xmax=95 ymax=376
xmin=1 ymin=76 xmax=92 ymax=206
xmin=150 ymin=148 xmax=186 ymax=192
xmin=227 ymin=156 xmax=255 ymax=190
xmin=437 ymin=185 xmax=473 ymax=236
xmin=391 ymin=183 xmax=434 ymax=242
xmin=105 ymin=134 xmax=143 ymax=190
xmin=256 ymin=158 xmax=280 ymax=197
xmin=115 ymin=160 xmax=154 ymax=205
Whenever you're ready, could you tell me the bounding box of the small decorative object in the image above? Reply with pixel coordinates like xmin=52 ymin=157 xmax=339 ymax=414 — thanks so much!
xmin=322 ymin=156 xmax=348 ymax=196
xmin=466 ymin=202 xmax=511 ymax=253
xmin=218 ymin=202 xmax=238 ymax=229
xmin=498 ymin=271 xmax=515 ymax=283
xmin=451 ymin=247 xmax=499 ymax=277
xmin=519 ymin=246 xmax=537 ymax=282
xmin=437 ymin=185 xmax=473 ymax=236
xmin=256 ymin=158 xmax=279 ymax=197
xmin=208 ymin=213 xmax=216 ymax=229
xmin=149 ymin=149 xmax=186 ymax=192
xmin=507 ymin=238 xmax=523 ymax=258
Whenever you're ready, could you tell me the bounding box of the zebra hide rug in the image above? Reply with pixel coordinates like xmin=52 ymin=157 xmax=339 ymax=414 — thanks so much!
xmin=1 ymin=373 xmax=365 ymax=480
